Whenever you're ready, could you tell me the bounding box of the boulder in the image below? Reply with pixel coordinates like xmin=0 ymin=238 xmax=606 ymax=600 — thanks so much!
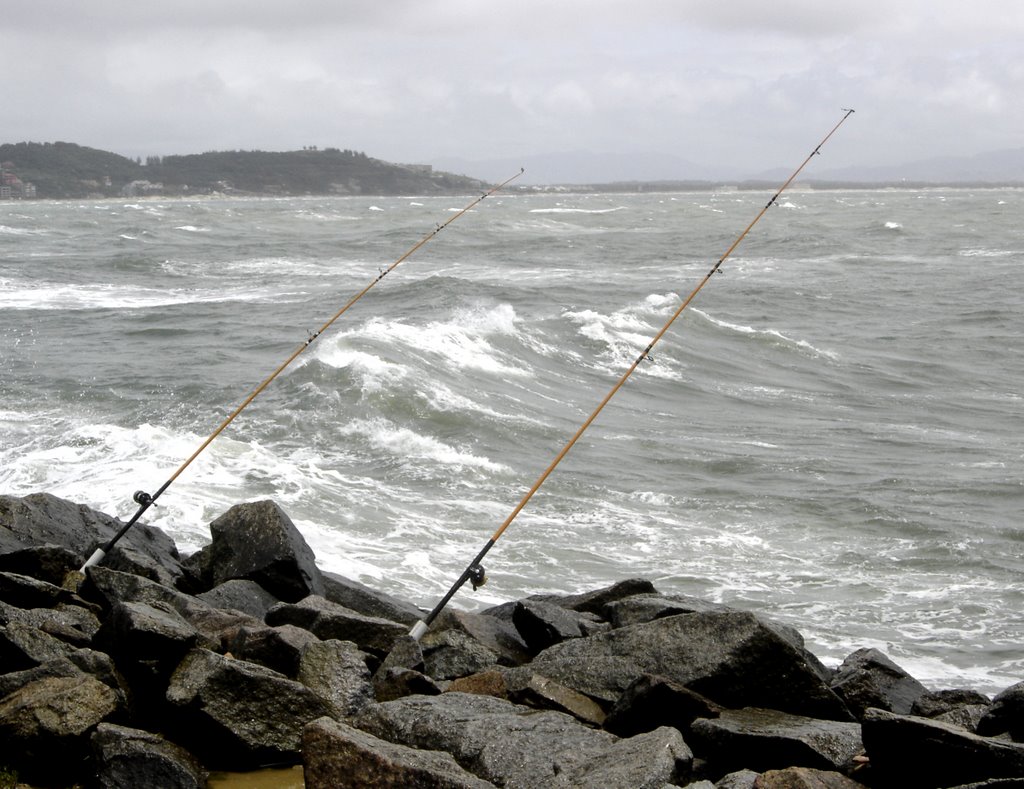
xmin=913 ymin=688 xmax=992 ymax=719
xmin=603 ymin=673 xmax=722 ymax=737
xmin=0 ymin=492 xmax=184 ymax=587
xmin=91 ymin=722 xmax=207 ymax=789
xmin=753 ymin=767 xmax=868 ymax=788
xmin=429 ymin=609 xmax=531 ymax=667
xmin=511 ymin=599 xmax=595 ymax=654
xmin=165 ymin=647 xmax=333 ymax=768
xmin=862 ymin=708 xmax=1024 ymax=787
xmin=302 ymin=716 xmax=496 ymax=789
xmin=183 ymin=500 xmax=325 ymax=602
xmin=828 ymin=648 xmax=928 ymax=717
xmin=689 ymin=707 xmax=863 ymax=774
xmin=527 ymin=577 xmax=658 ymax=615
xmin=0 ymin=675 xmax=121 ymax=785
xmin=716 ymin=769 xmax=761 ymax=788
xmin=422 ymin=629 xmax=500 ymax=680
xmin=323 ymin=570 xmax=425 ymax=626
xmin=266 ymin=595 xmax=407 ymax=654
xmin=530 ymin=610 xmax=852 ymax=720
xmin=0 ymin=570 xmax=75 ymax=609
xmin=0 ymin=543 xmax=79 ymax=586
xmin=225 ymin=623 xmax=319 ymax=676
xmin=602 ymin=593 xmax=732 ymax=629
xmin=297 ymin=639 xmax=374 ymax=717
xmin=0 ymin=620 xmax=75 ymax=671
xmin=197 ymin=578 xmax=281 ymax=619
xmin=447 ymin=668 xmax=607 ymax=726
xmin=566 ymin=725 xmax=693 ymax=788
xmin=978 ymin=682 xmax=1024 ymax=741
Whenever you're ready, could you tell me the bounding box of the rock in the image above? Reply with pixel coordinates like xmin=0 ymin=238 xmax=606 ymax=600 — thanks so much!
xmin=0 ymin=570 xmax=75 ymax=608
xmin=430 ymin=609 xmax=531 ymax=667
xmin=96 ymin=600 xmax=207 ymax=664
xmin=862 ymin=708 xmax=1024 ymax=787
xmin=297 ymin=639 xmax=374 ymax=717
xmin=511 ymin=599 xmax=592 ymax=654
xmin=603 ymin=593 xmax=732 ymax=629
xmin=531 ymin=610 xmax=852 ymax=720
xmin=92 ymin=722 xmax=207 ymax=789
xmin=936 ymin=704 xmax=989 ymax=733
xmin=183 ymin=500 xmax=325 ymax=602
xmin=373 ymin=635 xmax=440 ymax=702
xmin=0 ymin=543 xmax=79 ymax=586
xmin=0 ymin=492 xmax=184 ymax=587
xmin=350 ymin=692 xmax=619 ymax=786
xmin=690 ymin=707 xmax=863 ymax=775
xmin=323 ymin=570 xmax=425 ymax=626
xmin=165 ymin=647 xmax=333 ymax=768
xmin=0 ymin=675 xmax=121 ymax=785
xmin=527 ymin=577 xmax=658 ymax=615
xmin=302 ymin=716 xmax=496 ymax=789
xmin=717 ymin=769 xmax=761 ymax=788
xmin=266 ymin=595 xmax=407 ymax=654
xmin=753 ymin=767 xmax=868 ymax=788
xmin=225 ymin=623 xmax=319 ymax=676
xmin=447 ymin=668 xmax=607 ymax=726
xmin=0 ymin=620 xmax=75 ymax=671
xmin=197 ymin=578 xmax=281 ymax=619
xmin=913 ymin=688 xmax=992 ymax=718
xmin=1 ymin=598 xmax=100 ymax=649
xmin=422 ymin=629 xmax=500 ymax=680
xmin=559 ymin=725 xmax=693 ymax=788
xmin=978 ymin=682 xmax=1024 ymax=741
xmin=828 ymin=648 xmax=928 ymax=717
xmin=604 ymin=673 xmax=723 ymax=737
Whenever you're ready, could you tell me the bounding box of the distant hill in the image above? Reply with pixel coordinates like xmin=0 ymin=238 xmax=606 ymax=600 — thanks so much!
xmin=0 ymin=141 xmax=487 ymax=199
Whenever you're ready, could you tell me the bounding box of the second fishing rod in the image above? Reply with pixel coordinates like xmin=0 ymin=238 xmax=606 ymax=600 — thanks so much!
xmin=78 ymin=169 xmax=524 ymax=574
xmin=409 ymin=109 xmax=855 ymax=641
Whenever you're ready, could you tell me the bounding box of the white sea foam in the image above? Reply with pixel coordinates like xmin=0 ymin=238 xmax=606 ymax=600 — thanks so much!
xmin=174 ymin=225 xmax=211 ymax=233
xmin=692 ymin=308 xmax=838 ymax=360
xmin=529 ymin=207 xmax=625 ymax=215
xmin=340 ymin=417 xmax=509 ymax=473
xmin=884 ymin=221 xmax=903 ymax=229
xmin=0 ymin=280 xmax=283 ymax=311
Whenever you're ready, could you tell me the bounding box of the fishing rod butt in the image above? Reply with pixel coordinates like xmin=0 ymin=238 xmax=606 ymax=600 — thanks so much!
xmin=76 ymin=547 xmax=106 ymax=577
xmin=409 ymin=620 xmax=429 ymax=642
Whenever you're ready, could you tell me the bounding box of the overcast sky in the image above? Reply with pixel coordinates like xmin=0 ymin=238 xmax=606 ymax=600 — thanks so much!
xmin=6 ymin=1 xmax=1023 ymax=180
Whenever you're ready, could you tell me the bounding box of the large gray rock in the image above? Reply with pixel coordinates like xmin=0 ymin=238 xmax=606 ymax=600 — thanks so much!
xmin=979 ymin=682 xmax=1024 ymax=741
xmin=350 ymin=691 xmax=688 ymax=787
xmin=753 ymin=767 xmax=868 ymax=788
xmin=0 ymin=493 xmax=184 ymax=586
xmin=197 ymin=579 xmax=281 ymax=619
xmin=0 ymin=620 xmax=75 ymax=671
xmin=0 ymin=543 xmax=79 ymax=586
xmin=531 ymin=610 xmax=852 ymax=720
xmin=92 ymin=722 xmax=207 ymax=789
xmin=602 ymin=593 xmax=732 ymax=629
xmin=829 ymin=647 xmax=928 ymax=718
xmin=527 ymin=578 xmax=658 ymax=615
xmin=302 ymin=716 xmax=496 ymax=789
xmin=297 ymin=639 xmax=374 ymax=718
xmin=0 ymin=675 xmax=121 ymax=785
xmin=447 ymin=668 xmax=607 ymax=726
xmin=429 ymin=609 xmax=531 ymax=667
xmin=323 ymin=571 xmax=425 ymax=626
xmin=225 ymin=623 xmax=319 ymax=676
xmin=603 ymin=673 xmax=722 ymax=737
xmin=863 ymin=708 xmax=1024 ymax=787
xmin=184 ymin=500 xmax=325 ymax=602
xmin=266 ymin=595 xmax=407 ymax=654
xmin=690 ymin=707 xmax=863 ymax=774
xmin=166 ymin=647 xmax=333 ymax=768
xmin=511 ymin=599 xmax=594 ymax=654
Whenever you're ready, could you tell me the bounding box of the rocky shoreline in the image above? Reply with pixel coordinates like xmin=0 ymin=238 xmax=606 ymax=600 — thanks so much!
xmin=1 ymin=492 xmax=1022 ymax=788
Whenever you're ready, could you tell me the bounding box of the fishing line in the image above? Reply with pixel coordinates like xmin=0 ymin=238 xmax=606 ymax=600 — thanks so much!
xmin=79 ymin=169 xmax=525 ymax=573
xmin=409 ymin=110 xmax=855 ymax=640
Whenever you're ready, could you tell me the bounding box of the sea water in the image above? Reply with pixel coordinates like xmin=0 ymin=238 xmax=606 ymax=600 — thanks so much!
xmin=1 ymin=188 xmax=1021 ymax=694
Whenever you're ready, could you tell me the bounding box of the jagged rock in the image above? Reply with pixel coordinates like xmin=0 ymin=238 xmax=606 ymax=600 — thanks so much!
xmin=603 ymin=673 xmax=722 ymax=737
xmin=0 ymin=570 xmax=75 ymax=608
xmin=690 ymin=707 xmax=862 ymax=774
xmin=447 ymin=668 xmax=606 ymax=726
xmin=913 ymin=688 xmax=992 ymax=718
xmin=1 ymin=649 xmax=132 ymax=704
xmin=323 ymin=570 xmax=425 ymax=626
xmin=225 ymin=623 xmax=318 ymax=676
xmin=829 ymin=648 xmax=928 ymax=717
xmin=527 ymin=577 xmax=658 ymax=615
xmin=603 ymin=593 xmax=732 ymax=629
xmin=0 ymin=675 xmax=121 ymax=785
xmin=422 ymin=629 xmax=500 ymax=680
xmin=297 ymin=639 xmax=374 ymax=717
xmin=350 ymin=692 xmax=619 ymax=786
xmin=183 ymin=500 xmax=325 ymax=602
xmin=565 ymin=725 xmax=693 ymax=788
xmin=266 ymin=594 xmax=407 ymax=654
xmin=0 ymin=492 xmax=184 ymax=587
xmin=92 ymin=722 xmax=207 ymax=789
xmin=429 ymin=609 xmax=531 ymax=667
xmin=512 ymin=599 xmax=594 ymax=654
xmin=716 ymin=769 xmax=761 ymax=788
xmin=0 ymin=543 xmax=79 ymax=586
xmin=302 ymin=716 xmax=496 ymax=789
xmin=97 ymin=600 xmax=208 ymax=664
xmin=197 ymin=578 xmax=281 ymax=619
xmin=1 ymin=598 xmax=100 ymax=648
xmin=374 ymin=667 xmax=443 ymax=701
xmin=165 ymin=647 xmax=333 ymax=768
xmin=753 ymin=767 xmax=868 ymax=788
xmin=979 ymin=682 xmax=1024 ymax=741
xmin=862 ymin=708 xmax=1024 ymax=787
xmin=0 ymin=620 xmax=75 ymax=671
xmin=530 ymin=610 xmax=852 ymax=720
xmin=936 ymin=704 xmax=989 ymax=733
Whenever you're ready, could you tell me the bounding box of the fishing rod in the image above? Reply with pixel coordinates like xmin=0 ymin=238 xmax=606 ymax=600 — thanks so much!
xmin=79 ymin=169 xmax=525 ymax=573
xmin=408 ymin=109 xmax=855 ymax=641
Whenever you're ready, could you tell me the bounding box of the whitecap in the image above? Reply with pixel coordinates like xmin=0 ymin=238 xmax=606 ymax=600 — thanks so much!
xmin=174 ymin=225 xmax=211 ymax=232
xmin=692 ymin=308 xmax=838 ymax=360
xmin=529 ymin=206 xmax=625 ymax=215
xmin=884 ymin=221 xmax=903 ymax=230
xmin=340 ymin=417 xmax=510 ymax=473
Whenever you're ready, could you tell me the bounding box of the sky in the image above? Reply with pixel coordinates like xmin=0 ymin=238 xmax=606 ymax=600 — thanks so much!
xmin=5 ymin=1 xmax=1024 ymax=181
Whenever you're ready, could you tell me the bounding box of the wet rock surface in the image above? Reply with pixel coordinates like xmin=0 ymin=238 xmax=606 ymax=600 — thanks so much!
xmin=0 ymin=493 xmax=1020 ymax=788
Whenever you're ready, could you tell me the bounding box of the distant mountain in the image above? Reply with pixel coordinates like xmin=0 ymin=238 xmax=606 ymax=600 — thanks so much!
xmin=0 ymin=141 xmax=487 ymax=199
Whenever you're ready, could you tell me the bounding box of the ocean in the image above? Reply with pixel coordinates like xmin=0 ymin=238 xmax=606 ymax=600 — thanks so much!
xmin=1 ymin=186 xmax=1021 ymax=695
